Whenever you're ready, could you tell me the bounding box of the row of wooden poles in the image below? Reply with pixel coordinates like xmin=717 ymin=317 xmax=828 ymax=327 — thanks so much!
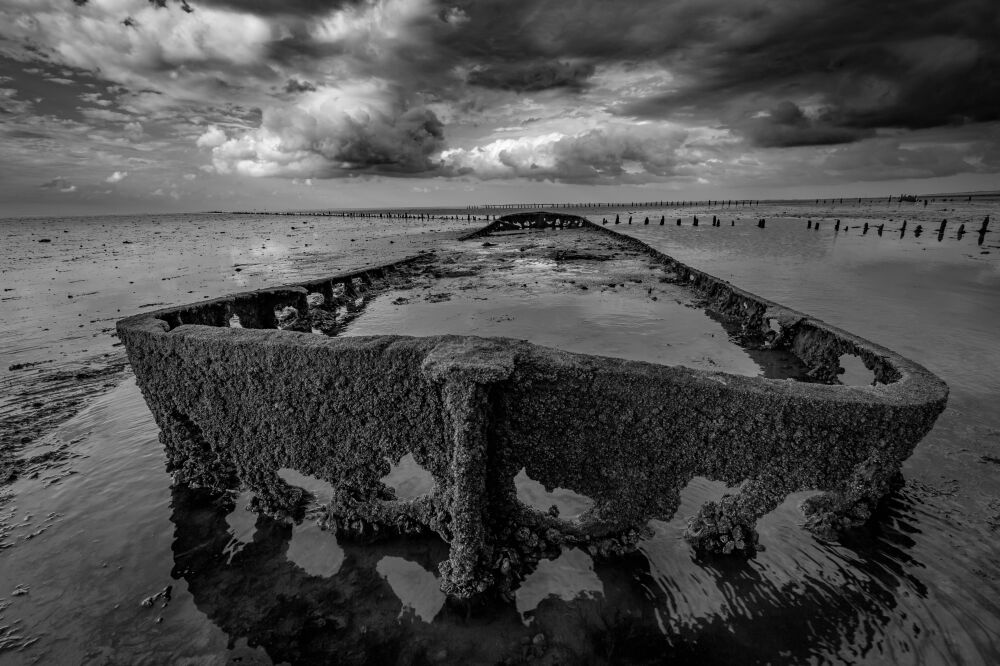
xmin=227 ymin=203 xmax=761 ymax=219
xmin=224 ymin=195 xmax=988 ymax=219
xmin=819 ymin=216 xmax=991 ymax=243
xmin=475 ymin=195 xmax=984 ymax=209
xmin=807 ymin=216 xmax=991 ymax=234
xmin=222 ymin=209 xmax=991 ymax=242
xmin=476 ymin=200 xmax=760 ymax=209
xmin=601 ymin=214 xmax=763 ymax=227
xmin=600 ymin=212 xmax=992 ymax=243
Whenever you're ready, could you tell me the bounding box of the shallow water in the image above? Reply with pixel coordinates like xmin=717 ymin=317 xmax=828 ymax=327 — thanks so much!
xmin=0 ymin=212 xmax=476 ymax=489
xmin=341 ymin=230 xmax=767 ymax=376
xmin=0 ymin=214 xmax=452 ymax=369
xmin=2 ymin=203 xmax=999 ymax=664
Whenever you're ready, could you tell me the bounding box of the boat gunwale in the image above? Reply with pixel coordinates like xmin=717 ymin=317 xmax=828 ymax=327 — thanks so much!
xmin=116 ymin=214 xmax=948 ymax=410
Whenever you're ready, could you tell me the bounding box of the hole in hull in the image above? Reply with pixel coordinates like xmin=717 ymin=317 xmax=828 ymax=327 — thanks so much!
xmin=514 ymin=468 xmax=594 ymax=520
xmin=381 ymin=453 xmax=435 ymax=500
xmin=276 ymin=468 xmax=345 ymax=576
xmin=837 ymin=353 xmax=876 ymax=386
xmin=275 ymin=305 xmax=306 ymax=330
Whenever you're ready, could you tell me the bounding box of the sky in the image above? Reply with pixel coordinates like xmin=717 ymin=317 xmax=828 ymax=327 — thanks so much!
xmin=1 ymin=0 xmax=999 ymax=216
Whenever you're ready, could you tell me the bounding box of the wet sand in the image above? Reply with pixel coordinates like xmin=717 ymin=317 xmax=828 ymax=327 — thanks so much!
xmin=0 ymin=213 xmax=474 ymax=488
xmin=2 ymin=198 xmax=999 ymax=664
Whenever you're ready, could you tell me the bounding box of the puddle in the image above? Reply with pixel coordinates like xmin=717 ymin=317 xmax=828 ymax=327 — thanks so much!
xmin=376 ymin=556 xmax=447 ymax=623
xmin=341 ymin=232 xmax=768 ymax=376
xmin=286 ymin=521 xmax=345 ymax=578
xmin=838 ymin=353 xmax=877 ymax=386
xmin=514 ymin=468 xmax=594 ymax=520
xmin=381 ymin=453 xmax=435 ymax=500
xmin=515 ymin=548 xmax=604 ymax=622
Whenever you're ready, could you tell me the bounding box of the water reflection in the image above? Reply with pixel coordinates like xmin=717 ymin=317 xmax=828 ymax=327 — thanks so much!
xmin=171 ymin=485 xmax=472 ymax=664
xmin=7 ymin=208 xmax=1000 ymax=663
xmin=169 ymin=480 xmax=972 ymax=664
xmin=636 ymin=490 xmax=935 ymax=664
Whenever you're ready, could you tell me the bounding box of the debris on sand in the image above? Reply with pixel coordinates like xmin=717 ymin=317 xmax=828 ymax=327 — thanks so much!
xmin=139 ymin=585 xmax=172 ymax=609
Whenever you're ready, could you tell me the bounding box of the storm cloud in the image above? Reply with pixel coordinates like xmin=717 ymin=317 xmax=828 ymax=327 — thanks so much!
xmin=610 ymin=0 xmax=1000 ymax=135
xmin=203 ymin=85 xmax=445 ymax=177
xmin=737 ymin=101 xmax=876 ymax=148
xmin=0 ymin=0 xmax=996 ymax=203
xmin=190 ymin=0 xmax=365 ymax=16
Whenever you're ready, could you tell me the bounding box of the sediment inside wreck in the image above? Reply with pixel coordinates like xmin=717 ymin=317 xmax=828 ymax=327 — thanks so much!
xmin=116 ymin=212 xmax=948 ymax=598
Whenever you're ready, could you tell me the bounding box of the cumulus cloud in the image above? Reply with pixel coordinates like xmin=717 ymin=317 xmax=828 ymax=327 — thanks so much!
xmin=106 ymin=170 xmax=128 ymax=183
xmin=2 ymin=0 xmax=998 ymax=203
xmin=284 ymin=78 xmax=317 ymax=93
xmin=123 ymin=121 xmax=144 ymax=141
xmin=203 ymin=85 xmax=445 ymax=177
xmin=441 ymin=124 xmax=690 ymax=182
xmin=3 ymin=0 xmax=275 ymax=88
xmin=0 ymin=86 xmax=33 ymax=115
xmin=196 ymin=125 xmax=228 ymax=148
xmin=438 ymin=6 xmax=469 ymax=26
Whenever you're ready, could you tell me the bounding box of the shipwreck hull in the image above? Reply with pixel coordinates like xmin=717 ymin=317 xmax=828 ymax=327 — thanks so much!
xmin=117 ymin=213 xmax=948 ymax=598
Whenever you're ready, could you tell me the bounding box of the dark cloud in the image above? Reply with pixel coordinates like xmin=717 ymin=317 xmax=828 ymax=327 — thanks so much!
xmin=283 ymin=78 xmax=316 ymax=93
xmin=357 ymin=0 xmax=1000 ymax=141
xmin=206 ymin=103 xmax=446 ymax=177
xmin=148 ymin=0 xmax=194 ymax=11
xmin=4 ymin=129 xmax=48 ymax=139
xmin=74 ymin=0 xmax=193 ymax=9
xmin=181 ymin=0 xmax=363 ymax=16
xmin=467 ymin=61 xmax=595 ymax=92
xmin=738 ymin=101 xmax=875 ymax=147
xmin=41 ymin=0 xmax=1000 ymax=188
xmin=607 ymin=0 xmax=1000 ymax=138
xmin=333 ymin=106 xmax=445 ymax=172
xmin=818 ymin=136 xmax=998 ymax=181
xmin=40 ymin=177 xmax=76 ymax=192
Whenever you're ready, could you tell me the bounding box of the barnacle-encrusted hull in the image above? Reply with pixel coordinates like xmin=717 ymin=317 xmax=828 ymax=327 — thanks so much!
xmin=117 ymin=213 xmax=947 ymax=598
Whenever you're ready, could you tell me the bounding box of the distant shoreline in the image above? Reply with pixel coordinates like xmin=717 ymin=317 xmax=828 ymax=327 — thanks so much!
xmin=2 ymin=190 xmax=999 ymax=221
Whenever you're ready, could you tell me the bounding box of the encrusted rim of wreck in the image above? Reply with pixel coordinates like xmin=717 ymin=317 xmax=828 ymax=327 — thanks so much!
xmin=116 ymin=211 xmax=949 ymax=597
xmin=119 ymin=213 xmax=947 ymax=407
